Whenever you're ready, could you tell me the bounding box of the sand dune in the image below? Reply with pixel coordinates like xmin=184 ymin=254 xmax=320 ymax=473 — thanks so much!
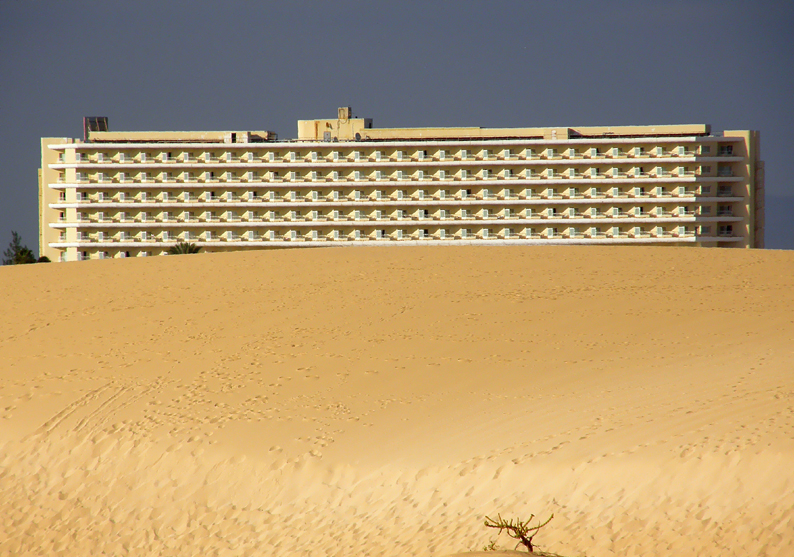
xmin=1 ymin=246 xmax=793 ymax=556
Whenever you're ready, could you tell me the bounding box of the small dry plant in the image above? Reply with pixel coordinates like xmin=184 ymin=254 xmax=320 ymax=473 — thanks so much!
xmin=483 ymin=513 xmax=554 ymax=553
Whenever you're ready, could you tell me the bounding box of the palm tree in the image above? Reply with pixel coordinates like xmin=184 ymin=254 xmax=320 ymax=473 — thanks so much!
xmin=168 ymin=242 xmax=201 ymax=255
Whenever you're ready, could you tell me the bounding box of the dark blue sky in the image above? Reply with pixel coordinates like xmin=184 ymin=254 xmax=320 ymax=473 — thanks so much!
xmin=2 ymin=0 xmax=792 ymax=253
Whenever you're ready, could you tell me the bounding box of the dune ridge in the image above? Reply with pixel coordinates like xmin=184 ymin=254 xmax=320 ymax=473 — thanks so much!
xmin=1 ymin=246 xmax=793 ymax=556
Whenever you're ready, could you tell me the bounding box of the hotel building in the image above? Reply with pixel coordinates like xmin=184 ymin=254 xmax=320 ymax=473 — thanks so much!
xmin=39 ymin=108 xmax=764 ymax=261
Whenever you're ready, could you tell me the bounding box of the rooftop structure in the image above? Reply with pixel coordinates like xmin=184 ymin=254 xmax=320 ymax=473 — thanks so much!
xmin=39 ymin=109 xmax=764 ymax=261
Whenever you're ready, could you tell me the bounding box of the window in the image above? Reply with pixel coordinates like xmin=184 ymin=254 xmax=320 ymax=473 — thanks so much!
xmin=460 ymin=149 xmax=468 ymax=160
xmin=460 ymin=169 xmax=468 ymax=180
xmin=439 ymin=150 xmax=446 ymax=160
xmin=547 ymin=168 xmax=554 ymax=178
xmin=417 ymin=170 xmax=424 ymax=181
xmin=547 ymin=148 xmax=555 ymax=159
xmin=718 ymin=145 xmax=733 ymax=156
xmin=719 ymin=225 xmax=733 ymax=236
xmin=439 ymin=170 xmax=446 ymax=180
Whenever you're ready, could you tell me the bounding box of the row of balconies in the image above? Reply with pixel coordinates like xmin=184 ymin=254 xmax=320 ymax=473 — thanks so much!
xmin=62 ymin=167 xmax=735 ymax=185
xmin=62 ymin=145 xmax=735 ymax=165
xmin=65 ymin=225 xmax=709 ymax=244
xmin=60 ymin=186 xmax=720 ymax=204
xmin=64 ymin=206 xmax=732 ymax=225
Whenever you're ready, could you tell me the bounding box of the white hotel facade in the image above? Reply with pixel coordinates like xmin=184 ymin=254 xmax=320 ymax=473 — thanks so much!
xmin=39 ymin=108 xmax=764 ymax=261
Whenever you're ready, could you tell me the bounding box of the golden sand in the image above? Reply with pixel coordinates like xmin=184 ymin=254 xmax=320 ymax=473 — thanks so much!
xmin=1 ymin=246 xmax=792 ymax=556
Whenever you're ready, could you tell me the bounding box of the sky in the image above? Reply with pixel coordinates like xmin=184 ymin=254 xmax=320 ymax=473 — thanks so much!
xmin=1 ymin=0 xmax=792 ymax=254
